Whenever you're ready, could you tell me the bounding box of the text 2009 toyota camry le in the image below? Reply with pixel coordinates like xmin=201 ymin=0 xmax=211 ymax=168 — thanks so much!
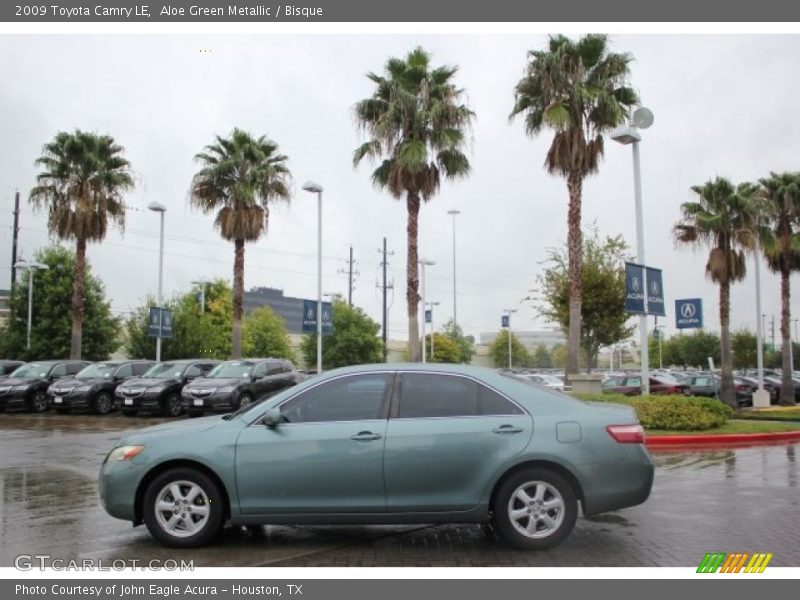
xmin=100 ymin=364 xmax=653 ymax=549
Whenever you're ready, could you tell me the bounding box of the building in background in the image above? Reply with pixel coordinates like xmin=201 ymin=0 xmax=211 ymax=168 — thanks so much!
xmin=0 ymin=289 xmax=9 ymax=323
xmin=479 ymin=327 xmax=566 ymax=351
xmin=243 ymin=287 xmax=306 ymax=334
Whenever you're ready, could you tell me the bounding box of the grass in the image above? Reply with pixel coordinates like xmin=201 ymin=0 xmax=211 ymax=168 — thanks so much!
xmin=736 ymin=408 xmax=800 ymax=421
xmin=648 ymin=419 xmax=800 ymax=436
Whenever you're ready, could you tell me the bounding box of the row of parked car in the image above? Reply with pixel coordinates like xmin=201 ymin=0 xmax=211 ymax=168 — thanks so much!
xmin=0 ymin=358 xmax=305 ymax=417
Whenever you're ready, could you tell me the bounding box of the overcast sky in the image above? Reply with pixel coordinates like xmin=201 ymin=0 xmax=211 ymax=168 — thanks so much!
xmin=1 ymin=34 xmax=798 ymax=343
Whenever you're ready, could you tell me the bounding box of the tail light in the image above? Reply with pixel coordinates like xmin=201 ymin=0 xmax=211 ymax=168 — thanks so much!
xmin=606 ymin=424 xmax=645 ymax=444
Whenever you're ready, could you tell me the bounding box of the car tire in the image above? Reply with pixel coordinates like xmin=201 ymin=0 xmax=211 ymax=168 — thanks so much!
xmin=29 ymin=390 xmax=48 ymax=413
xmin=491 ymin=467 xmax=578 ymax=550
xmin=121 ymin=408 xmax=138 ymax=417
xmin=161 ymin=393 xmax=182 ymax=417
xmin=187 ymin=409 xmax=204 ymax=418
xmin=235 ymin=393 xmax=253 ymax=411
xmin=142 ymin=468 xmax=224 ymax=548
xmin=93 ymin=392 xmax=113 ymax=415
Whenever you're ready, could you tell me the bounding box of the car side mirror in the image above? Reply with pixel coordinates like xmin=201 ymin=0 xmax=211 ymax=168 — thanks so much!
xmin=263 ymin=408 xmax=282 ymax=428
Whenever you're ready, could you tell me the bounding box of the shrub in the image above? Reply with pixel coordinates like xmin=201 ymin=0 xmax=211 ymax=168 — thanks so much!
xmin=574 ymin=393 xmax=733 ymax=431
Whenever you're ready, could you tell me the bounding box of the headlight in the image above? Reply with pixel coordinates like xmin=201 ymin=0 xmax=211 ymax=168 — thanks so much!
xmin=217 ymin=386 xmax=235 ymax=393
xmin=106 ymin=445 xmax=145 ymax=462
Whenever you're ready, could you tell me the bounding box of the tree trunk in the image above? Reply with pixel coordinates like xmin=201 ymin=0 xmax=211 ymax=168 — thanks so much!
xmin=718 ymin=279 xmax=736 ymax=408
xmin=565 ymin=173 xmax=583 ymax=381
xmin=231 ymin=238 xmax=245 ymax=359
xmin=406 ymin=192 xmax=421 ymax=362
xmin=779 ymin=264 xmax=794 ymax=405
xmin=70 ymin=237 xmax=86 ymax=359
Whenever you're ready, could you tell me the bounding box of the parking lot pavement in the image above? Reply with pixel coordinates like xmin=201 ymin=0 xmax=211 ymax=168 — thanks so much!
xmin=0 ymin=412 xmax=798 ymax=568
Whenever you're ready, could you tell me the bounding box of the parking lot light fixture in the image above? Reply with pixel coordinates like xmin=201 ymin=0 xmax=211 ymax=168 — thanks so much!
xmin=14 ymin=260 xmax=49 ymax=351
xmin=302 ymin=181 xmax=324 ymax=374
xmin=447 ymin=209 xmax=460 ymax=329
xmin=418 ymin=259 xmax=436 ymax=363
xmin=503 ymin=308 xmax=518 ymax=370
xmin=148 ymin=202 xmax=167 ymax=362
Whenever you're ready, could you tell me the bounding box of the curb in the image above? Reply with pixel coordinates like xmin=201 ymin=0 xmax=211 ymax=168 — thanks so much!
xmin=647 ymin=430 xmax=800 ymax=447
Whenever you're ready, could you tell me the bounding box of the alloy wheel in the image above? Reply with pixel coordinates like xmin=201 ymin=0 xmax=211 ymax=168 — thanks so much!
xmin=153 ymin=480 xmax=211 ymax=538
xmin=506 ymin=480 xmax=565 ymax=539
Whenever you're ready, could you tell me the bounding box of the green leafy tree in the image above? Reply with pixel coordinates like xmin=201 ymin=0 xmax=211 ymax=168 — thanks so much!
xmin=29 ymin=130 xmax=133 ymax=359
xmin=510 ymin=34 xmax=638 ymax=378
xmin=539 ymin=227 xmax=634 ymax=370
xmin=440 ymin=318 xmax=474 ymax=363
xmin=532 ymin=344 xmax=553 ymax=368
xmin=423 ymin=333 xmax=462 ymax=364
xmin=301 ymin=301 xmax=384 ymax=370
xmin=353 ymin=47 xmax=474 ymax=362
xmin=758 ymin=172 xmax=800 ymax=405
xmin=125 ymin=280 xmax=233 ymax=360
xmin=731 ymin=330 xmax=758 ymax=370
xmin=0 ymin=246 xmax=120 ymax=360
xmin=669 ymin=331 xmax=722 ymax=370
xmin=190 ymin=128 xmax=291 ymax=359
xmin=489 ymin=330 xmax=531 ymax=369
xmin=674 ymin=177 xmax=758 ymax=407
xmin=550 ymin=344 xmax=568 ymax=368
xmin=243 ymin=307 xmax=294 ymax=360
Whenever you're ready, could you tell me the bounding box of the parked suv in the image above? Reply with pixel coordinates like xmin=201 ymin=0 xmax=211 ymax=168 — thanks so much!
xmin=182 ymin=358 xmax=303 ymax=417
xmin=116 ymin=359 xmax=220 ymax=417
xmin=0 ymin=360 xmax=89 ymax=412
xmin=0 ymin=360 xmax=25 ymax=378
xmin=48 ymin=360 xmax=154 ymax=414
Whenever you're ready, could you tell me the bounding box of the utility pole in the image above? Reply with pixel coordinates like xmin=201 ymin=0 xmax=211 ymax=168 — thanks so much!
xmin=771 ymin=314 xmax=776 ymax=352
xmin=338 ymin=246 xmax=359 ymax=306
xmin=377 ymin=238 xmax=394 ymax=361
xmin=11 ymin=190 xmax=20 ymax=289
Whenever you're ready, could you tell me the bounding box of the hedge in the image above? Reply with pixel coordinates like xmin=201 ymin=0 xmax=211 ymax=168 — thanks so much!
xmin=574 ymin=393 xmax=733 ymax=431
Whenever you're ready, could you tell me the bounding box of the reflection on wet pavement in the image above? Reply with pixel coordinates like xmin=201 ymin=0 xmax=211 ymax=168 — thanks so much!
xmin=0 ymin=412 xmax=798 ymax=567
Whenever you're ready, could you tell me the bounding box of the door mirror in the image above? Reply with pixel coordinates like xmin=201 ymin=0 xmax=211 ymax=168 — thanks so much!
xmin=263 ymin=408 xmax=282 ymax=428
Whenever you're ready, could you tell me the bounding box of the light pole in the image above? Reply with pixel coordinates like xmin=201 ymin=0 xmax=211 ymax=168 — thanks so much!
xmin=148 ymin=202 xmax=166 ymax=361
xmin=425 ymin=301 xmax=440 ymax=359
xmin=447 ymin=209 xmax=460 ymax=330
xmin=503 ymin=308 xmax=518 ymax=370
xmin=752 ymin=234 xmax=770 ymax=407
xmin=611 ymin=106 xmax=654 ymax=394
xmin=191 ymin=279 xmax=211 ymax=314
xmin=303 ymin=181 xmax=324 ymax=374
xmin=653 ymin=325 xmax=664 ymax=370
xmin=14 ymin=261 xmax=48 ymax=351
xmin=419 ymin=259 xmax=435 ymax=363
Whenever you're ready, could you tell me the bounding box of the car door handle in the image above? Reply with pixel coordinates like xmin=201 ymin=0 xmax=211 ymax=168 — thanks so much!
xmin=492 ymin=425 xmax=524 ymax=434
xmin=350 ymin=431 xmax=382 ymax=441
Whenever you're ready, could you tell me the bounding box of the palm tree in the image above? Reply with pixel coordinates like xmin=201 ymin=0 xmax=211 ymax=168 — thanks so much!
xmin=30 ymin=130 xmax=133 ymax=359
xmin=353 ymin=47 xmax=474 ymax=361
xmin=510 ymin=34 xmax=638 ymax=379
xmin=190 ymin=128 xmax=291 ymax=359
xmin=674 ymin=177 xmax=758 ymax=408
xmin=758 ymin=172 xmax=800 ymax=405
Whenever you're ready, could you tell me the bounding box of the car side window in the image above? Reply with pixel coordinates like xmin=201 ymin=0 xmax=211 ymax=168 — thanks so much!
xmin=397 ymin=374 xmax=478 ymax=418
xmin=478 ymin=385 xmax=525 ymax=415
xmin=133 ymin=363 xmax=150 ymax=376
xmin=280 ymin=374 xmax=390 ymax=423
xmin=51 ymin=364 xmax=67 ymax=378
xmin=252 ymin=363 xmax=268 ymax=378
xmin=266 ymin=362 xmax=282 ymax=376
xmin=200 ymin=363 xmax=217 ymax=374
xmin=624 ymin=377 xmax=641 ymax=387
xmin=185 ymin=365 xmax=203 ymax=378
xmin=115 ymin=364 xmax=133 ymax=379
xmin=281 ymin=361 xmax=293 ymax=373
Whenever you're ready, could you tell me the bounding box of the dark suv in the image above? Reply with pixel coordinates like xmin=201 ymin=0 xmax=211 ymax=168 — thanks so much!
xmin=116 ymin=359 xmax=220 ymax=417
xmin=48 ymin=360 xmax=154 ymax=414
xmin=0 ymin=360 xmax=89 ymax=412
xmin=182 ymin=358 xmax=303 ymax=417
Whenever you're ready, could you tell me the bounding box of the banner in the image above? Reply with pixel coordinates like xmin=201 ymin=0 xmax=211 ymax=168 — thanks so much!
xmin=147 ymin=306 xmax=172 ymax=338
xmin=501 ymin=315 xmax=509 ymax=328
xmin=675 ymin=298 xmax=703 ymax=329
xmin=624 ymin=262 xmax=646 ymax=314
xmin=646 ymin=267 xmax=665 ymax=317
xmin=302 ymin=300 xmax=333 ymax=335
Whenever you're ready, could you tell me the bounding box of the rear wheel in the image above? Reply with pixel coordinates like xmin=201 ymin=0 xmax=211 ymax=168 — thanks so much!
xmin=142 ymin=468 xmax=224 ymax=548
xmin=29 ymin=390 xmax=48 ymax=413
xmin=161 ymin=393 xmax=182 ymax=417
xmin=235 ymin=393 xmax=253 ymax=411
xmin=93 ymin=392 xmax=113 ymax=415
xmin=492 ymin=468 xmax=577 ymax=550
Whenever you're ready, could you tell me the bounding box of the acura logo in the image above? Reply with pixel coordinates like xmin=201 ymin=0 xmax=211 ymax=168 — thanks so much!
xmin=631 ymin=276 xmax=640 ymax=293
xmin=681 ymin=303 xmax=697 ymax=318
xmin=650 ymin=280 xmax=660 ymax=295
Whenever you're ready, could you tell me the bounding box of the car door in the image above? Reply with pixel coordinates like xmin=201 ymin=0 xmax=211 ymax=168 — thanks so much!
xmin=235 ymin=372 xmax=393 ymax=515
xmin=622 ymin=376 xmax=641 ymax=395
xmin=383 ymin=372 xmax=532 ymax=513
xmin=250 ymin=361 xmax=271 ymax=398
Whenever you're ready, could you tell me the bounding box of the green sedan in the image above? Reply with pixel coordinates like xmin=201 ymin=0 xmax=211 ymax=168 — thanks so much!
xmin=99 ymin=364 xmax=653 ymax=549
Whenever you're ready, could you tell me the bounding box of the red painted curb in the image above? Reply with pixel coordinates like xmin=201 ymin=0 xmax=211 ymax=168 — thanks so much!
xmin=646 ymin=430 xmax=800 ymax=446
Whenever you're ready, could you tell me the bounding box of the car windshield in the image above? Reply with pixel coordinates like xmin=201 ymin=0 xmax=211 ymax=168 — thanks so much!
xmin=9 ymin=363 xmax=51 ymax=380
xmin=77 ymin=364 xmax=116 ymax=379
xmin=144 ymin=362 xmax=186 ymax=379
xmin=207 ymin=362 xmax=253 ymax=379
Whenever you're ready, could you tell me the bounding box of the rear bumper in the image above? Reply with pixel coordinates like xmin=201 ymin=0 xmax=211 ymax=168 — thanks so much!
xmin=577 ymin=445 xmax=654 ymax=515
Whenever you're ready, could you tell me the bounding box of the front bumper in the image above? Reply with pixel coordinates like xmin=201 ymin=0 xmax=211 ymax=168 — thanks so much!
xmin=181 ymin=390 xmax=235 ymax=412
xmin=117 ymin=389 xmax=165 ymax=411
xmin=99 ymin=456 xmax=147 ymax=523
xmin=0 ymin=388 xmax=31 ymax=408
xmin=49 ymin=389 xmax=94 ymax=409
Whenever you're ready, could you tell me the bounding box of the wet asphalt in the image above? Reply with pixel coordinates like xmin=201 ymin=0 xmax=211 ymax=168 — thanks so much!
xmin=0 ymin=411 xmax=798 ymax=567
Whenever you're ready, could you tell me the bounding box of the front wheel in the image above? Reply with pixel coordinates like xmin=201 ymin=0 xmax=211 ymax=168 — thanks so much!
xmin=491 ymin=468 xmax=578 ymax=550
xmin=235 ymin=393 xmax=253 ymax=411
xmin=29 ymin=390 xmax=48 ymax=413
xmin=142 ymin=468 xmax=224 ymax=548
xmin=93 ymin=392 xmax=113 ymax=415
xmin=161 ymin=393 xmax=182 ymax=417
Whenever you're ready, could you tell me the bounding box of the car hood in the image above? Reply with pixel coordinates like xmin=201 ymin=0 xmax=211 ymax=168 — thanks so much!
xmin=0 ymin=377 xmax=41 ymax=387
xmin=185 ymin=378 xmax=243 ymax=389
xmin=119 ymin=414 xmax=229 ymax=443
xmin=63 ymin=377 xmax=108 ymax=387
xmin=119 ymin=378 xmax=176 ymax=388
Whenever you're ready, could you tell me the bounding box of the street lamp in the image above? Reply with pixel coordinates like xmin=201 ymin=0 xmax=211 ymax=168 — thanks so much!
xmin=14 ymin=260 xmax=48 ymax=351
xmin=447 ymin=209 xmax=460 ymax=330
xmin=502 ymin=308 xmax=518 ymax=370
xmin=418 ymin=259 xmax=435 ymax=363
xmin=148 ymin=201 xmax=166 ymax=362
xmin=425 ymin=301 xmax=441 ymax=358
xmin=302 ymin=181 xmax=324 ymax=374
xmin=191 ymin=279 xmax=211 ymax=314
xmin=611 ymin=106 xmax=654 ymax=394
